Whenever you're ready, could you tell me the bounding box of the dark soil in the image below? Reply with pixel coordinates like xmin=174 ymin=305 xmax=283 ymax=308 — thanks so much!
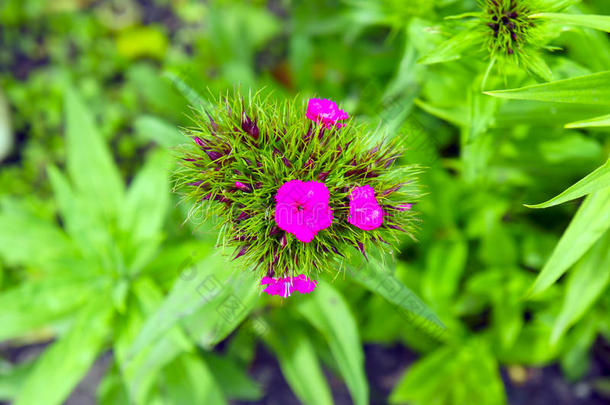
xmin=2 ymin=340 xmax=609 ymax=405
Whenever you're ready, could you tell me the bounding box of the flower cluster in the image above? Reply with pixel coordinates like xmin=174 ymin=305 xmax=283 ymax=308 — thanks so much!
xmin=175 ymin=93 xmax=420 ymax=297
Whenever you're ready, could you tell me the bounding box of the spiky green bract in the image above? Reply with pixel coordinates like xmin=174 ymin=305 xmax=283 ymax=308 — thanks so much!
xmin=478 ymin=0 xmax=558 ymax=78
xmin=431 ymin=0 xmax=579 ymax=79
xmin=174 ymin=91 xmax=421 ymax=280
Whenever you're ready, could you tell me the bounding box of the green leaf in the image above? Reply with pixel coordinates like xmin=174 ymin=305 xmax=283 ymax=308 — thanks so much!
xmin=97 ymin=365 xmax=130 ymax=405
xmin=0 ymin=276 xmax=100 ymax=341
xmin=64 ymin=87 xmax=124 ymax=217
xmin=47 ymin=166 xmax=115 ymax=263
xmin=160 ymin=354 xmax=227 ymax=405
xmin=0 ymin=359 xmax=34 ymax=401
xmin=119 ymin=150 xmax=171 ymax=273
xmin=201 ymin=353 xmax=263 ymax=401
xmin=422 ymin=236 xmax=468 ymax=303
xmin=418 ymin=29 xmax=483 ymax=65
xmin=526 ymin=159 xmax=610 ymax=208
xmin=163 ymin=71 xmax=213 ymax=110
xmin=15 ymin=300 xmax=113 ymax=405
xmin=134 ymin=115 xmax=186 ymax=147
xmin=114 ymin=278 xmax=192 ymax=405
xmin=532 ymin=12 xmax=610 ymax=33
xmin=120 ymin=150 xmax=170 ymax=242
xmin=566 ymin=113 xmax=610 ymax=128
xmin=346 ymin=256 xmax=447 ymax=341
xmin=263 ymin=321 xmax=334 ymax=405
xmin=484 ymin=71 xmax=610 ymax=105
xmin=390 ymin=340 xmax=506 ymax=405
xmin=551 ymin=232 xmax=610 ymax=343
xmin=529 ymin=187 xmax=610 ymax=297
xmin=0 ymin=200 xmax=74 ymax=268
xmin=297 ymin=281 xmax=368 ymax=405
xmin=129 ymin=252 xmax=258 ymax=356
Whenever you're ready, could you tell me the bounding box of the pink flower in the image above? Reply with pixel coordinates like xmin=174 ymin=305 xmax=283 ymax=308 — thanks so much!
xmin=275 ymin=180 xmax=333 ymax=243
xmin=306 ymin=98 xmax=349 ymax=129
xmin=261 ymin=274 xmax=317 ymax=298
xmin=348 ymin=185 xmax=383 ymax=231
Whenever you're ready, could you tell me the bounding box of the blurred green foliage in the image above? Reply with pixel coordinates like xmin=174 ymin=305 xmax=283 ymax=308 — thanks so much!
xmin=1 ymin=0 xmax=610 ymax=404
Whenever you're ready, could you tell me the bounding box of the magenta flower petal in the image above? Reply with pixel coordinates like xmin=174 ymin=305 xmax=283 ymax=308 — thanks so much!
xmin=292 ymin=274 xmax=317 ymax=294
xmin=260 ymin=276 xmax=276 ymax=286
xmin=306 ymin=98 xmax=349 ymax=129
xmin=348 ymin=185 xmax=383 ymax=231
xmin=260 ymin=275 xmax=317 ymax=297
xmin=274 ymin=179 xmax=333 ymax=243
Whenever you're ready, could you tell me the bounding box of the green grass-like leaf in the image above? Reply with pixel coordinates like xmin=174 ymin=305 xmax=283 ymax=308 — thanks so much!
xmin=565 ymin=113 xmax=610 ymax=128
xmin=528 ymin=187 xmax=610 ymax=297
xmin=531 ymin=12 xmax=610 ymax=33
xmin=485 ymin=71 xmax=610 ymax=105
xmin=526 ymin=159 xmax=610 ymax=208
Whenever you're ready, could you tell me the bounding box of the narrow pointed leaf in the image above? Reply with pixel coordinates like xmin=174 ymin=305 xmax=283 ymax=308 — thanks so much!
xmin=297 ymin=281 xmax=368 ymax=405
xmin=121 ymin=150 xmax=170 ymax=239
xmin=419 ymin=29 xmax=482 ymax=65
xmin=526 ymin=159 xmax=610 ymax=208
xmin=346 ymin=256 xmax=447 ymax=341
xmin=129 ymin=251 xmax=258 ymax=356
xmin=551 ymin=232 xmax=610 ymax=343
xmin=163 ymin=71 xmax=213 ymax=110
xmin=529 ymin=187 xmax=610 ymax=297
xmin=65 ymin=87 xmax=124 ymax=216
xmin=532 ymin=13 xmax=610 ymax=33
xmin=15 ymin=301 xmax=113 ymax=405
xmin=566 ymin=113 xmax=610 ymax=128
xmin=484 ymin=71 xmax=610 ymax=105
xmin=161 ymin=355 xmax=227 ymax=405
xmin=263 ymin=322 xmax=334 ymax=405
xmin=0 ymin=276 xmax=99 ymax=341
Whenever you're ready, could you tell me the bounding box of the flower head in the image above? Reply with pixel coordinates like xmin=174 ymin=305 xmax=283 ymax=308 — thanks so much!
xmin=275 ymin=180 xmax=333 ymax=243
xmin=175 ymin=91 xmax=420 ymax=291
xmin=348 ymin=185 xmax=383 ymax=231
xmin=306 ymin=98 xmax=349 ymax=129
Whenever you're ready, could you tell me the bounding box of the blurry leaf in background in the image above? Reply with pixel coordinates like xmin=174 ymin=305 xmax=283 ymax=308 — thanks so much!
xmin=418 ymin=29 xmax=483 ymax=65
xmin=532 ymin=12 xmax=610 ymax=32
xmin=529 ymin=187 xmax=610 ymax=297
xmin=552 ymin=232 xmax=610 ymax=343
xmin=65 ymin=86 xmax=124 ymax=218
xmin=128 ymin=251 xmax=258 ymax=357
xmin=114 ymin=278 xmax=192 ymax=405
xmin=390 ymin=340 xmax=506 ymax=405
xmin=526 ymin=158 xmax=610 ymax=208
xmin=201 ymin=352 xmax=263 ymax=402
xmin=565 ymin=113 xmax=610 ymax=128
xmin=0 ymin=275 xmax=102 ymax=341
xmin=0 ymin=358 xmax=33 ymax=402
xmin=119 ymin=149 xmax=171 ymax=273
xmin=0 ymin=88 xmax=12 ymax=161
xmin=163 ymin=71 xmax=213 ymax=111
xmin=160 ymin=354 xmax=226 ymax=405
xmin=116 ymin=26 xmax=168 ymax=60
xmin=263 ymin=320 xmax=334 ymax=405
xmin=297 ymin=281 xmax=368 ymax=405
xmin=560 ymin=315 xmax=599 ymax=381
xmin=421 ymin=235 xmax=468 ymax=305
xmin=346 ymin=255 xmax=447 ymax=342
xmin=47 ymin=165 xmax=114 ymax=264
xmin=0 ymin=198 xmax=75 ymax=269
xmin=15 ymin=300 xmax=113 ymax=405
xmin=134 ymin=115 xmax=185 ymax=147
xmin=485 ymin=71 xmax=610 ymax=105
